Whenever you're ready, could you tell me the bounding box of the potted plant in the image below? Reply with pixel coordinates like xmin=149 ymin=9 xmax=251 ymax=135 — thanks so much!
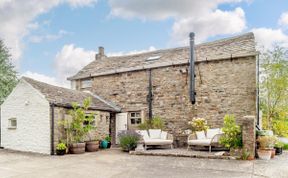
xmin=56 ymin=143 xmax=67 ymax=156
xmin=105 ymin=136 xmax=112 ymax=148
xmin=219 ymin=115 xmax=243 ymax=157
xmin=84 ymin=112 xmax=99 ymax=152
xmin=274 ymin=141 xmax=284 ymax=155
xmin=62 ymin=98 xmax=93 ymax=154
xmin=118 ymin=130 xmax=141 ymax=152
xmin=188 ymin=117 xmax=209 ymax=132
xmin=257 ymin=136 xmax=277 ymax=160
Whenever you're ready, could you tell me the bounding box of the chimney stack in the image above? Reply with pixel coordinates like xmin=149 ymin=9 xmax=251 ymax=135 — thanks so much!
xmin=95 ymin=46 xmax=105 ymax=60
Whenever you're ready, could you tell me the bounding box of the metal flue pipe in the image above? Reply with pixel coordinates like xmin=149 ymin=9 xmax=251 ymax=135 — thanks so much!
xmin=189 ymin=32 xmax=196 ymax=105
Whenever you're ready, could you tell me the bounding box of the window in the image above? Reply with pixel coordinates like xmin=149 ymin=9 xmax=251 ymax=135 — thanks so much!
xmin=129 ymin=112 xmax=142 ymax=125
xmin=8 ymin=118 xmax=17 ymax=129
xmin=83 ymin=114 xmax=96 ymax=127
xmin=81 ymin=79 xmax=92 ymax=89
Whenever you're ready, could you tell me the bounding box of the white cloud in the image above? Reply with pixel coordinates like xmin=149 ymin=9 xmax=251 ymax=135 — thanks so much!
xmin=252 ymin=28 xmax=288 ymax=49
xmin=28 ymin=30 xmax=71 ymax=43
xmin=54 ymin=44 xmax=95 ymax=82
xmin=54 ymin=44 xmax=157 ymax=83
xmin=22 ymin=71 xmax=69 ymax=88
xmin=108 ymin=0 xmax=247 ymax=45
xmin=108 ymin=0 xmax=244 ymax=20
xmin=279 ymin=12 xmax=288 ymax=27
xmin=171 ymin=7 xmax=246 ymax=45
xmin=0 ymin=0 xmax=97 ymax=66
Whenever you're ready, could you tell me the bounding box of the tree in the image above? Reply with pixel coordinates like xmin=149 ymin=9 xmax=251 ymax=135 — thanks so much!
xmin=0 ymin=40 xmax=18 ymax=104
xmin=260 ymin=46 xmax=288 ymax=135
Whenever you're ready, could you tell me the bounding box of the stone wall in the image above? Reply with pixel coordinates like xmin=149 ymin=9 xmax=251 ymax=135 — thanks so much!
xmin=78 ymin=57 xmax=256 ymax=142
xmin=238 ymin=116 xmax=256 ymax=158
xmin=53 ymin=107 xmax=110 ymax=152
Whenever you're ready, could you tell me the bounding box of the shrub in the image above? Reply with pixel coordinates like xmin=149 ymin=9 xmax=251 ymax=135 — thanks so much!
xmin=105 ymin=135 xmax=111 ymax=142
xmin=283 ymin=143 xmax=288 ymax=150
xmin=274 ymin=141 xmax=284 ymax=148
xmin=138 ymin=116 xmax=165 ymax=130
xmin=188 ymin=117 xmax=209 ymax=132
xmin=219 ymin=114 xmax=242 ymax=149
xmin=257 ymin=136 xmax=277 ymax=149
xmin=118 ymin=130 xmax=141 ymax=151
xmin=56 ymin=143 xmax=67 ymax=151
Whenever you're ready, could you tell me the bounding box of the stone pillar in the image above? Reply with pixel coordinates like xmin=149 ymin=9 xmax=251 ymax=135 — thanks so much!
xmin=238 ymin=116 xmax=256 ymax=158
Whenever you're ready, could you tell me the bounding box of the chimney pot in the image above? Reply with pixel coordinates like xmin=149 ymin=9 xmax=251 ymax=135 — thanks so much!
xmin=95 ymin=46 xmax=105 ymax=60
xmin=99 ymin=46 xmax=104 ymax=56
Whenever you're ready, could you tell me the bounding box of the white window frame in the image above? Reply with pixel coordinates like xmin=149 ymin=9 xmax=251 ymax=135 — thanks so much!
xmin=8 ymin=118 xmax=17 ymax=129
xmin=81 ymin=79 xmax=92 ymax=89
xmin=129 ymin=111 xmax=142 ymax=125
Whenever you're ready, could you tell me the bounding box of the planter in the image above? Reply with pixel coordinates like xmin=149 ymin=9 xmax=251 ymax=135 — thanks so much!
xmin=271 ymin=149 xmax=276 ymax=158
xmin=100 ymin=140 xmax=108 ymax=149
xmin=85 ymin=141 xmax=99 ymax=152
xmin=56 ymin=149 xmax=66 ymax=156
xmin=275 ymin=147 xmax=283 ymax=155
xmin=69 ymin=143 xmax=86 ymax=154
xmin=257 ymin=149 xmax=271 ymax=160
xmin=107 ymin=141 xmax=111 ymax=148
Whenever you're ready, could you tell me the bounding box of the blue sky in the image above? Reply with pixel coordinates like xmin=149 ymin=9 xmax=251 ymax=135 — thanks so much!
xmin=1 ymin=0 xmax=288 ymax=87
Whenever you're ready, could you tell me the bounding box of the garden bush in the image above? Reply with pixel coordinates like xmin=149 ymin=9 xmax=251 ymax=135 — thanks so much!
xmin=219 ymin=114 xmax=242 ymax=149
xmin=138 ymin=116 xmax=165 ymax=130
xmin=118 ymin=130 xmax=141 ymax=151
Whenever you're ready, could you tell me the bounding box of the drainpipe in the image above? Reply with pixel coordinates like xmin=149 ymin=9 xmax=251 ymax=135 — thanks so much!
xmin=189 ymin=32 xmax=196 ymax=105
xmin=147 ymin=69 xmax=153 ymax=119
xmin=0 ymin=106 xmax=2 ymax=149
xmin=50 ymin=103 xmax=55 ymax=155
xmin=256 ymin=53 xmax=260 ymax=129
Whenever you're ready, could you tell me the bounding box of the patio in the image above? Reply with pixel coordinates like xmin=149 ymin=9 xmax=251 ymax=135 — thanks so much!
xmin=1 ymin=148 xmax=288 ymax=178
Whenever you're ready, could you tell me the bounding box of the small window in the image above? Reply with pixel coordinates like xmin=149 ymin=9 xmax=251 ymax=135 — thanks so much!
xmin=129 ymin=112 xmax=142 ymax=125
xmin=83 ymin=114 xmax=96 ymax=127
xmin=81 ymin=79 xmax=92 ymax=89
xmin=8 ymin=118 xmax=17 ymax=129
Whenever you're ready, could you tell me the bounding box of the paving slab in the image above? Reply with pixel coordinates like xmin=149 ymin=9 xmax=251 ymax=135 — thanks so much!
xmin=0 ymin=149 xmax=287 ymax=178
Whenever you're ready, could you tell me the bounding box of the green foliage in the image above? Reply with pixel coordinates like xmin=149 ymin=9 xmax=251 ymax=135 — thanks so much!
xmin=118 ymin=130 xmax=141 ymax=151
xmin=59 ymin=98 xmax=95 ymax=144
xmin=283 ymin=143 xmax=288 ymax=150
xmin=105 ymin=135 xmax=111 ymax=142
xmin=260 ymin=46 xmax=288 ymax=134
xmin=219 ymin=114 xmax=242 ymax=149
xmin=138 ymin=116 xmax=165 ymax=130
xmin=257 ymin=136 xmax=277 ymax=149
xmin=188 ymin=117 xmax=209 ymax=132
xmin=0 ymin=40 xmax=18 ymax=104
xmin=274 ymin=141 xmax=284 ymax=148
xmin=56 ymin=143 xmax=67 ymax=151
xmin=241 ymin=149 xmax=250 ymax=160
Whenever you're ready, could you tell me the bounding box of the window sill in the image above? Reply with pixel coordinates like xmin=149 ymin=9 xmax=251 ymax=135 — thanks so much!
xmin=8 ymin=127 xmax=17 ymax=130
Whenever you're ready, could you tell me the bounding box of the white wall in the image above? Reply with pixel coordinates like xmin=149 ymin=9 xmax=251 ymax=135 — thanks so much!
xmin=1 ymin=80 xmax=51 ymax=154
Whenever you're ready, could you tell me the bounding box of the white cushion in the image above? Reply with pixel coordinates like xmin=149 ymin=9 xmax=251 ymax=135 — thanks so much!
xmin=149 ymin=129 xmax=161 ymax=139
xmin=196 ymin=131 xmax=206 ymax=140
xmin=207 ymin=128 xmax=220 ymax=139
xmin=161 ymin=131 xmax=168 ymax=140
xmin=144 ymin=139 xmax=173 ymax=145
xmin=188 ymin=139 xmax=211 ymax=146
xmin=140 ymin=130 xmax=150 ymax=140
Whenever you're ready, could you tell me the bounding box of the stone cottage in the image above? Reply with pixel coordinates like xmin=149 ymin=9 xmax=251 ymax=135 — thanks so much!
xmin=0 ymin=77 xmax=120 ymax=154
xmin=68 ymin=32 xmax=258 ymax=145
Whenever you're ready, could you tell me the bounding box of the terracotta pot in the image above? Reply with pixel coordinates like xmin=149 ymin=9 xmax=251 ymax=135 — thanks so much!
xmin=271 ymin=149 xmax=276 ymax=158
xmin=257 ymin=149 xmax=271 ymax=160
xmin=85 ymin=141 xmax=99 ymax=152
xmin=69 ymin=143 xmax=86 ymax=154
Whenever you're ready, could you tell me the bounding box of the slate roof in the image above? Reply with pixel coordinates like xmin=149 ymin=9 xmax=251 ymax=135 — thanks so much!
xmin=22 ymin=77 xmax=120 ymax=112
xmin=68 ymin=32 xmax=257 ymax=80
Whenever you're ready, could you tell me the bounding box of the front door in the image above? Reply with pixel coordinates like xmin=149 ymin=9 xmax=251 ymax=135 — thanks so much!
xmin=116 ymin=113 xmax=128 ymax=144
